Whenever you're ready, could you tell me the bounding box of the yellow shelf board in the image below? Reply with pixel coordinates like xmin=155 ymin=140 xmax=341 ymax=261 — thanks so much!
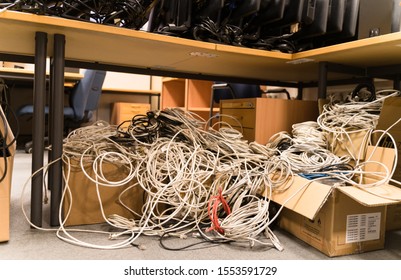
xmin=3 ymin=10 xmax=401 ymax=83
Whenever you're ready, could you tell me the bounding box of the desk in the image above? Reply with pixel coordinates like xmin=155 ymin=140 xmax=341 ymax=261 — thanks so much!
xmin=2 ymin=10 xmax=401 ymax=227
xmin=0 ymin=67 xmax=83 ymax=87
xmin=101 ymin=87 xmax=161 ymax=109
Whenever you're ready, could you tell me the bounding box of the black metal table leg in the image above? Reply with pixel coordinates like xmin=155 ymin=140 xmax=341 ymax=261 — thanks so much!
xmin=318 ymin=62 xmax=328 ymax=100
xmin=49 ymin=34 xmax=65 ymax=227
xmin=31 ymin=32 xmax=48 ymax=227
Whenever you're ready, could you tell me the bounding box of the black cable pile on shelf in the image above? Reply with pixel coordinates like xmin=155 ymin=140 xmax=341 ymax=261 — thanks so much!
xmin=1 ymin=1 xmax=366 ymax=53
xmin=0 ymin=0 xmax=157 ymax=30
xmin=146 ymin=0 xmax=362 ymax=54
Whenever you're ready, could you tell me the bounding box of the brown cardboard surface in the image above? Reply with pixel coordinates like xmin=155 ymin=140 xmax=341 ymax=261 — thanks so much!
xmin=374 ymin=97 xmax=401 ymax=182
xmin=337 ymin=184 xmax=401 ymax=207
xmin=111 ymin=102 xmax=150 ymax=129
xmin=363 ymin=145 xmax=396 ymax=174
xmin=337 ymin=146 xmax=401 ymax=208
xmin=278 ymin=191 xmax=386 ymax=257
xmin=0 ymin=107 xmax=16 ymax=242
xmin=272 ymin=145 xmax=400 ymax=256
xmin=63 ymin=159 xmax=144 ymax=226
xmin=327 ymin=128 xmax=371 ymax=161
xmin=269 ymin=176 xmax=333 ymax=220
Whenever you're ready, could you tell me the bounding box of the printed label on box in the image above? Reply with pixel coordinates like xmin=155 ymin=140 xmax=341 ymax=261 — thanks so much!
xmin=301 ymin=214 xmax=324 ymax=244
xmin=346 ymin=213 xmax=381 ymax=243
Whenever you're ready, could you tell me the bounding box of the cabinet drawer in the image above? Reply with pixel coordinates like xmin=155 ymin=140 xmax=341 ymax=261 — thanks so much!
xmin=111 ymin=102 xmax=150 ymax=127
xmin=220 ymin=100 xmax=256 ymax=109
xmin=220 ymin=125 xmax=255 ymax=142
xmin=220 ymin=108 xmax=256 ymax=129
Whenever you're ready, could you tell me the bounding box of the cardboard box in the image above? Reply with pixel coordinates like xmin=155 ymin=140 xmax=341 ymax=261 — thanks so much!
xmin=270 ymin=146 xmax=401 ymax=257
xmin=62 ymin=159 xmax=145 ymax=226
xmin=327 ymin=128 xmax=371 ymax=161
xmin=374 ymin=96 xmax=401 ymax=183
xmin=0 ymin=107 xmax=16 ymax=242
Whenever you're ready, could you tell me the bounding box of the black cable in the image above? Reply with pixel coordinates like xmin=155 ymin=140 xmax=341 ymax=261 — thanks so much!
xmin=159 ymin=231 xmax=229 ymax=251
xmin=351 ymin=82 xmax=376 ymax=102
xmin=0 ymin=87 xmax=19 ymax=183
xmin=0 ymin=109 xmax=10 ymax=183
xmin=317 ymin=163 xmax=355 ymax=173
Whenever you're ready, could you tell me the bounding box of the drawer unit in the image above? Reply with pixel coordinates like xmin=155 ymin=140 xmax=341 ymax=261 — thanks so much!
xmin=219 ymin=108 xmax=256 ymax=128
xmin=220 ymin=98 xmax=319 ymax=144
xmin=111 ymin=102 xmax=150 ymax=128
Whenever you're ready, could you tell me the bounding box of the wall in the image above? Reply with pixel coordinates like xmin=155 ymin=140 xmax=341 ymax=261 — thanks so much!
xmin=95 ymin=73 xmax=162 ymax=124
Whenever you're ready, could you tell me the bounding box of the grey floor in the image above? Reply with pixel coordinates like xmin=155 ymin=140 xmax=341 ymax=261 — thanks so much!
xmin=1 ymin=150 xmax=401 ymax=260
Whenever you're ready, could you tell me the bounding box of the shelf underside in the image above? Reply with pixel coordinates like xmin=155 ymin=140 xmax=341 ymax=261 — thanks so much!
xmin=2 ymin=11 xmax=401 ymax=85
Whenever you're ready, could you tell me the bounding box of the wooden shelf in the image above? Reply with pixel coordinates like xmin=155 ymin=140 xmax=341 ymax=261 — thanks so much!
xmin=0 ymin=66 xmax=83 ymax=81
xmin=2 ymin=10 xmax=401 ymax=85
xmin=101 ymin=87 xmax=159 ymax=95
xmin=161 ymin=78 xmax=214 ymax=121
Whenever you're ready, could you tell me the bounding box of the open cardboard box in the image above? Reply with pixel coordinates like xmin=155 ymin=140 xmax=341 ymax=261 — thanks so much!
xmin=269 ymin=146 xmax=401 ymax=257
xmin=0 ymin=107 xmax=16 ymax=242
xmin=62 ymin=158 xmax=145 ymax=226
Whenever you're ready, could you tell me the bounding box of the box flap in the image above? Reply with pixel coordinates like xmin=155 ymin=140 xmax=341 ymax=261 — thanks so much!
xmin=374 ymin=96 xmax=401 ymax=182
xmin=337 ymin=184 xmax=401 ymax=206
xmin=270 ymin=176 xmax=334 ymax=220
xmin=375 ymin=96 xmax=401 ymax=131
xmin=363 ymin=146 xmax=395 ymax=173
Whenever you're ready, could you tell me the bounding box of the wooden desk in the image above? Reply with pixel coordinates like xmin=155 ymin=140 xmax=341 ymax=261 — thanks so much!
xmin=101 ymin=87 xmax=161 ymax=111
xmin=2 ymin=10 xmax=401 ymax=227
xmin=0 ymin=67 xmax=83 ymax=87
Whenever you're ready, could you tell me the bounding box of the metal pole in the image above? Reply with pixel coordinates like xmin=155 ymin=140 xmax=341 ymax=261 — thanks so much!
xmin=318 ymin=62 xmax=328 ymax=99
xmin=49 ymin=34 xmax=65 ymax=226
xmin=31 ymin=32 xmax=47 ymax=227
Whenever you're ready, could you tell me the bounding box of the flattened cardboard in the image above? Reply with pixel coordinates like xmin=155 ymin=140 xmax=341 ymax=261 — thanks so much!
xmin=62 ymin=159 xmax=144 ymax=226
xmin=0 ymin=107 xmax=16 ymax=242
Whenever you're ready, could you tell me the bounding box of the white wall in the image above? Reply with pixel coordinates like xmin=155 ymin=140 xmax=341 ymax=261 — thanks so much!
xmin=102 ymin=71 xmax=151 ymax=91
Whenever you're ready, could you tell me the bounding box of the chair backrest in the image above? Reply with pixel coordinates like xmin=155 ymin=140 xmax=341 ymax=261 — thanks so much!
xmin=69 ymin=69 xmax=106 ymax=121
xmin=212 ymin=82 xmax=261 ymax=103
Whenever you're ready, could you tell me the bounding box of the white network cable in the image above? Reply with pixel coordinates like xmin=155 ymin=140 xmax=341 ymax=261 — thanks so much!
xmin=19 ymin=99 xmax=401 ymax=251
xmin=0 ymin=0 xmax=21 ymax=14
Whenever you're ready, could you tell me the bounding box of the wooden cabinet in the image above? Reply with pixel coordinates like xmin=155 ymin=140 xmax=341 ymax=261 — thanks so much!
xmin=161 ymin=78 xmax=218 ymax=121
xmin=220 ymin=98 xmax=320 ymax=145
xmin=110 ymin=102 xmax=150 ymax=128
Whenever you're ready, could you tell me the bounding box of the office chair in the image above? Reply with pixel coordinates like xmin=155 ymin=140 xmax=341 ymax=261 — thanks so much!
xmin=209 ymin=81 xmax=262 ymax=120
xmin=17 ymin=69 xmax=107 ymax=152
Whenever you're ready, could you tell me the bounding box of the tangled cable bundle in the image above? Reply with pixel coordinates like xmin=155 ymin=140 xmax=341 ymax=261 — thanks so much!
xmin=317 ymin=89 xmax=401 ymax=160
xmin=59 ymin=108 xmax=293 ymax=250
xmin=266 ymin=121 xmax=350 ymax=174
xmin=23 ymin=89 xmax=401 ymax=251
xmin=318 ymin=90 xmax=400 ymax=136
